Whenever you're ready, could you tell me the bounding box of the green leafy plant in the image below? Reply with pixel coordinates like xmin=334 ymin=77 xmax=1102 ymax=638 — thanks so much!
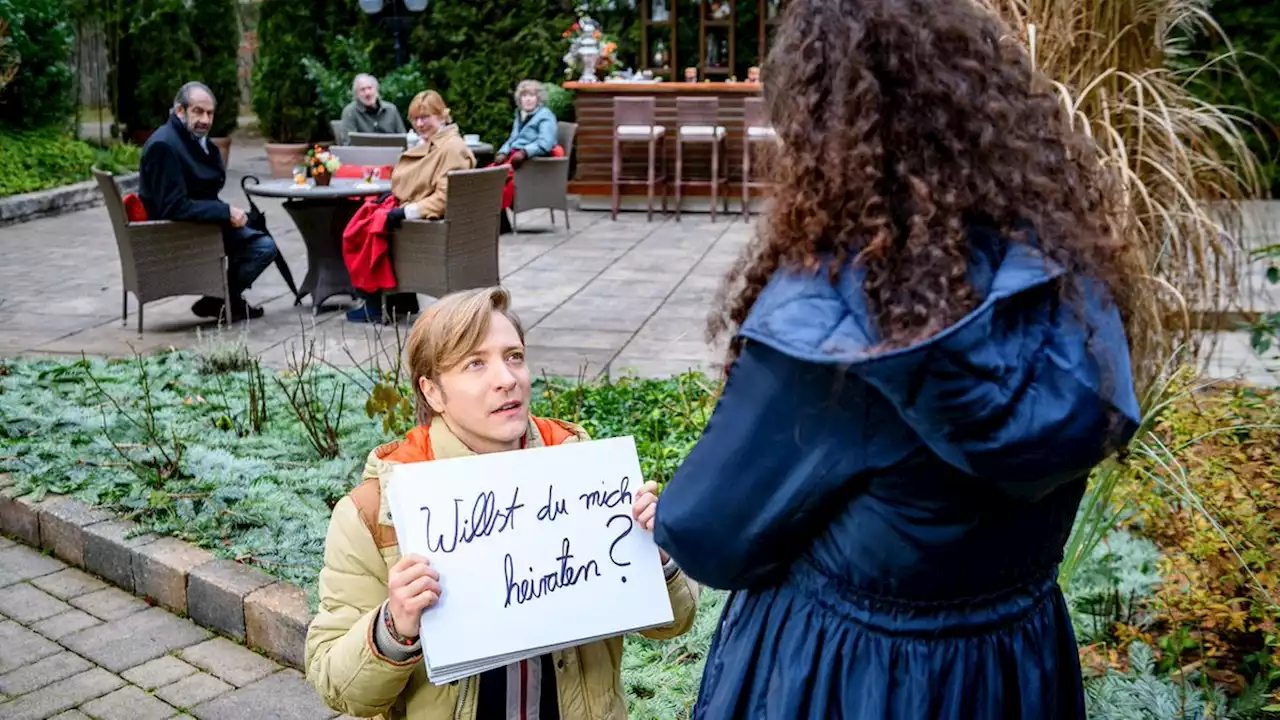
xmin=0 ymin=127 xmax=140 ymax=197
xmin=1085 ymin=642 xmax=1230 ymax=719
xmin=301 ymin=35 xmax=426 ymax=132
xmin=1245 ymin=243 xmax=1280 ymax=358
xmin=0 ymin=0 xmax=75 ymax=130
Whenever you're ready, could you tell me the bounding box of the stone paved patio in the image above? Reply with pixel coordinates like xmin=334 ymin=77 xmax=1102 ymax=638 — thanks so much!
xmin=0 ymin=539 xmax=346 ymax=720
xmin=0 ymin=137 xmax=1276 ymax=385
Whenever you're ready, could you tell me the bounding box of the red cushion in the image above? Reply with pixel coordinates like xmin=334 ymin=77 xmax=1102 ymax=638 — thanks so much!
xmin=122 ymin=193 xmax=149 ymax=222
xmin=550 ymin=145 xmax=566 ymax=158
xmin=334 ymin=164 xmax=395 ymax=180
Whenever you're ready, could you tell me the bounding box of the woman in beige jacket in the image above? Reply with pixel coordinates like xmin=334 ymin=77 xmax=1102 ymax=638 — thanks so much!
xmin=307 ymin=287 xmax=701 ymax=719
xmin=348 ymin=90 xmax=475 ymax=323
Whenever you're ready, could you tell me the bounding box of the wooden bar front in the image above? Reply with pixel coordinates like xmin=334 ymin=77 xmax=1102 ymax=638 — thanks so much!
xmin=564 ymin=81 xmax=764 ymax=212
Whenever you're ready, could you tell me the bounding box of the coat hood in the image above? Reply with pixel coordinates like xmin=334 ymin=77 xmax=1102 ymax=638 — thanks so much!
xmin=738 ymin=225 xmax=1141 ymax=486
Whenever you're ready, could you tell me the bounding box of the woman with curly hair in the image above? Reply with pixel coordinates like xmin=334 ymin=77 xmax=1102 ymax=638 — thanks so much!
xmin=642 ymin=0 xmax=1145 ymax=717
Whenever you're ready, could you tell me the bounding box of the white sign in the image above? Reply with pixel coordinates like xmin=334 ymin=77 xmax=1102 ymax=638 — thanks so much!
xmin=385 ymin=436 xmax=674 ymax=685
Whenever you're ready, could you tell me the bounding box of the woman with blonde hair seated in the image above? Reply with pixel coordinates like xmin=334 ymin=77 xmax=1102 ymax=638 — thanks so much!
xmin=494 ymin=80 xmax=558 ymax=168
xmin=343 ymin=90 xmax=475 ymax=323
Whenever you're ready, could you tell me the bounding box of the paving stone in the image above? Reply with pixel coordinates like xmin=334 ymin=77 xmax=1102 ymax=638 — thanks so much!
xmin=121 ymin=655 xmax=199 ymax=691
xmin=30 ymin=608 xmax=103 ymax=640
xmin=133 ymin=537 xmax=215 ymax=613
xmin=71 ymin=586 xmax=151 ymax=621
xmin=39 ymin=497 xmax=113 ymax=567
xmin=0 ymin=650 xmax=93 ymax=696
xmin=154 ymin=672 xmax=233 ymax=709
xmin=189 ymin=669 xmax=336 ymax=720
xmin=31 ymin=567 xmax=109 ymax=599
xmin=0 ymin=581 xmax=73 ymax=622
xmin=60 ymin=606 xmax=211 ymax=673
xmin=180 ymin=638 xmax=280 ymax=688
xmin=0 ymin=619 xmax=62 ymax=674
xmin=245 ymin=582 xmax=312 ymax=669
xmin=82 ymin=519 xmax=156 ymax=592
xmin=49 ymin=711 xmax=94 ymax=720
xmin=0 ymin=544 xmax=66 ymax=588
xmin=0 ymin=489 xmax=44 ymax=546
xmin=0 ymin=535 xmax=13 ymax=550
xmin=187 ymin=560 xmax=274 ymax=641
xmin=0 ymin=668 xmax=124 ymax=720
xmin=81 ymin=685 xmax=179 ymax=720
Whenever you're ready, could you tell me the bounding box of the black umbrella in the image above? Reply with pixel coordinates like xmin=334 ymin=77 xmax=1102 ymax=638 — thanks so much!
xmin=241 ymin=175 xmax=302 ymax=305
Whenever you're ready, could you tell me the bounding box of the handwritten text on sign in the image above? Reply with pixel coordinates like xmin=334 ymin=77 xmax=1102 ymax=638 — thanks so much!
xmin=385 ymin=436 xmax=674 ymax=674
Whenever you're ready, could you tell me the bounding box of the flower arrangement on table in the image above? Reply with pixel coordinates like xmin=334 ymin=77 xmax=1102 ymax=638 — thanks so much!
xmin=561 ymin=15 xmax=619 ymax=80
xmin=305 ymin=145 xmax=341 ymax=186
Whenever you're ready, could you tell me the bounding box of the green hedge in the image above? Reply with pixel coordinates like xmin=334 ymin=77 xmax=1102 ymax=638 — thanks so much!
xmin=0 ymin=0 xmax=76 ymax=130
xmin=0 ymin=128 xmax=141 ymax=197
xmin=106 ymin=0 xmax=240 ymax=139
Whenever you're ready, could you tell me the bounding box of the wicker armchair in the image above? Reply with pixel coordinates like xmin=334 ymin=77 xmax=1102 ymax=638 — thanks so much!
xmin=327 ymin=145 xmax=403 ymax=168
xmin=330 ymin=120 xmax=349 ymax=145
xmin=94 ymin=169 xmax=228 ymax=334
xmin=387 ymin=166 xmax=508 ymax=298
xmin=349 ymin=131 xmax=408 ymax=148
xmin=511 ymin=121 xmax=578 ymax=233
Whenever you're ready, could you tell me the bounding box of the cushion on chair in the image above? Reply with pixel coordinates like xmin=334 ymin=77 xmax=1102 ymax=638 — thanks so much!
xmin=122 ymin=193 xmax=149 ymax=223
xmin=616 ymin=124 xmax=665 ymax=138
xmin=679 ymin=125 xmax=727 ymax=139
xmin=747 ymin=126 xmax=778 ymax=139
xmin=550 ymin=145 xmax=566 ymax=158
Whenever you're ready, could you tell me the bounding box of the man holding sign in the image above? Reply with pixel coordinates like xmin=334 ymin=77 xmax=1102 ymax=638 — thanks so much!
xmin=305 ymin=287 xmax=699 ymax=720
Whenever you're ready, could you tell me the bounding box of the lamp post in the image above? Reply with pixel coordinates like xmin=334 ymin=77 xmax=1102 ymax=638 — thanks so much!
xmin=358 ymin=0 xmax=427 ymax=67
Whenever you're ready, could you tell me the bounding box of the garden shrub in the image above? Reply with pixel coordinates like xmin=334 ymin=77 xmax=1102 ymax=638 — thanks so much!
xmin=0 ymin=127 xmax=140 ymax=196
xmin=302 ymin=35 xmax=426 ymax=128
xmin=0 ymin=0 xmax=76 ymax=130
xmin=107 ymin=0 xmax=240 ymax=138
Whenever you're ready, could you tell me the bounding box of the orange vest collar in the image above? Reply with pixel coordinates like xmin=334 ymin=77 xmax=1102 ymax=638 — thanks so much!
xmin=383 ymin=416 xmax=576 ymax=465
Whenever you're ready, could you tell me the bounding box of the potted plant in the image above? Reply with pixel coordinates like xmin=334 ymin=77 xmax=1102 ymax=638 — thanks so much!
xmin=305 ymin=145 xmax=340 ymax=185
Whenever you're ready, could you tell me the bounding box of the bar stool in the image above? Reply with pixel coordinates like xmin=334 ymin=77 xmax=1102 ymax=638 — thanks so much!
xmin=611 ymin=97 xmax=668 ymax=221
xmin=674 ymin=97 xmax=729 ymax=222
xmin=741 ymin=96 xmax=776 ymax=222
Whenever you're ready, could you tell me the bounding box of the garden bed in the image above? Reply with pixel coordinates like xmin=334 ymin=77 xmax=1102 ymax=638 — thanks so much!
xmin=0 ymin=128 xmax=141 ymax=198
xmin=1 ymin=347 xmax=1278 ymax=716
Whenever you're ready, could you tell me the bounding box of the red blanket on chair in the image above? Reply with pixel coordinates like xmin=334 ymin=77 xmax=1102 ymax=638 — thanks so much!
xmin=342 ymin=195 xmax=400 ymax=293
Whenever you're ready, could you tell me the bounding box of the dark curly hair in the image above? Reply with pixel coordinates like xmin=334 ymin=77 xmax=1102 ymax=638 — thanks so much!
xmin=711 ymin=0 xmax=1142 ymax=368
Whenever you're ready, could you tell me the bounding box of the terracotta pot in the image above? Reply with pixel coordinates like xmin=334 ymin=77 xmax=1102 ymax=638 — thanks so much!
xmin=313 ymin=172 xmax=331 ymax=186
xmin=210 ymin=137 xmax=232 ymax=167
xmin=264 ymin=142 xmax=309 ymax=179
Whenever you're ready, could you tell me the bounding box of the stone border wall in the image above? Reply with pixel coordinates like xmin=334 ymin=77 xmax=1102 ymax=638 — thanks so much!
xmin=0 ymin=174 xmax=139 ymax=228
xmin=0 ymin=475 xmax=312 ymax=671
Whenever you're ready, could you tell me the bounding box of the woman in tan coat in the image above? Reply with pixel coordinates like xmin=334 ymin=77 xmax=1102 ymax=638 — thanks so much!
xmin=347 ymin=90 xmax=475 ymax=323
xmin=307 ymin=287 xmax=700 ymax=719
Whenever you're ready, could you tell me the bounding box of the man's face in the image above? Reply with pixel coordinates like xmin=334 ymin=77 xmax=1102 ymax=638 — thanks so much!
xmin=419 ymin=312 xmax=532 ymax=454
xmin=177 ymin=89 xmax=215 ymax=138
xmin=356 ymin=79 xmax=379 ymax=107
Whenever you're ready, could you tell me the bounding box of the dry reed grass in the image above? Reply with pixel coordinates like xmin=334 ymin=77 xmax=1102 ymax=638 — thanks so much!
xmin=982 ymin=0 xmax=1269 ymax=395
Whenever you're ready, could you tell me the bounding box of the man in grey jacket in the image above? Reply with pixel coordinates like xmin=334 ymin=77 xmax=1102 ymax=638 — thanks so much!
xmin=339 ymin=74 xmax=406 ymax=140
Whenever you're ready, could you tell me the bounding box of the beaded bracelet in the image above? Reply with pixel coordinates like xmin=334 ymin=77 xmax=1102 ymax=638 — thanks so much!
xmin=384 ymin=604 xmax=418 ymax=646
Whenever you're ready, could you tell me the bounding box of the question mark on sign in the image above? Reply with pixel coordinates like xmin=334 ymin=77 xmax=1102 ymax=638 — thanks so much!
xmin=606 ymin=513 xmax=633 ymax=583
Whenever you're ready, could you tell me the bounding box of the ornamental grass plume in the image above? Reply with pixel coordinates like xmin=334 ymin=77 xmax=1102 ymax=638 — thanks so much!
xmin=982 ymin=0 xmax=1269 ymax=396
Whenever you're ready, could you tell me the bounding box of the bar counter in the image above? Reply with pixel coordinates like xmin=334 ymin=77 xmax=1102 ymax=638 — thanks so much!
xmin=564 ymin=81 xmax=764 ymax=212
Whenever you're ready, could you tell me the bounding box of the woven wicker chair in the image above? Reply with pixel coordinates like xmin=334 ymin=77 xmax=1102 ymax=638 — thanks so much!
xmin=94 ymin=169 xmax=228 ymax=334
xmin=387 ymin=166 xmax=508 ymax=298
xmin=328 ymin=145 xmax=403 ymax=168
xmin=511 ymin=121 xmax=578 ymax=233
xmin=330 ymin=120 xmax=349 ymax=145
xmin=349 ymin=131 xmax=408 ymax=148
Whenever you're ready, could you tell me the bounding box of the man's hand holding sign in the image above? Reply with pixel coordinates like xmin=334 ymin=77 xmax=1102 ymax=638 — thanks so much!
xmin=385 ymin=437 xmax=676 ymax=684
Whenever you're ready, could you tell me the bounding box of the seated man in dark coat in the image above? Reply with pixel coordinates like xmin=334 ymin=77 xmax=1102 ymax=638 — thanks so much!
xmin=139 ymin=81 xmax=277 ymax=321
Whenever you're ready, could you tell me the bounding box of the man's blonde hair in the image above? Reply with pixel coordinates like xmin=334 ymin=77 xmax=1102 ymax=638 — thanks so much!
xmin=406 ymin=287 xmax=525 ymax=426
xmin=407 ymin=90 xmax=452 ymax=124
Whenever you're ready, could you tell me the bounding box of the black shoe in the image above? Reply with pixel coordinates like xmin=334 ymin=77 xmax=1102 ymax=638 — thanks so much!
xmin=191 ymin=296 xmax=224 ymax=318
xmin=226 ymin=298 xmax=264 ymax=321
xmin=499 ymin=210 xmax=513 ymax=235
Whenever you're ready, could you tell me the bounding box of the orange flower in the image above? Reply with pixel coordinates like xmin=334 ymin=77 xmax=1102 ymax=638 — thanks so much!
xmin=593 ymin=30 xmax=601 ymax=38
xmin=571 ymin=22 xmax=579 ymax=31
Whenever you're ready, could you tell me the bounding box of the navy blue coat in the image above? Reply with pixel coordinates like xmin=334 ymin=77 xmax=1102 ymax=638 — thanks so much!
xmin=653 ymin=228 xmax=1140 ymax=719
xmin=139 ymin=113 xmax=230 ymax=224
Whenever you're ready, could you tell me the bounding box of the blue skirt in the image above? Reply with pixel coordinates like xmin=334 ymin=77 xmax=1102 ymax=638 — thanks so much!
xmin=692 ymin=564 xmax=1085 ymax=719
